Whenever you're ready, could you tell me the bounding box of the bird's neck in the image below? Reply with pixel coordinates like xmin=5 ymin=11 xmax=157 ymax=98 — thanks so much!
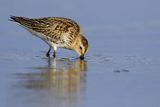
xmin=70 ymin=36 xmax=80 ymax=50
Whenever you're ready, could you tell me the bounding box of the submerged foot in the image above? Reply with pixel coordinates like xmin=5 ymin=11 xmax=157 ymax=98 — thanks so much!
xmin=46 ymin=53 xmax=50 ymax=57
xmin=53 ymin=53 xmax=56 ymax=58
xmin=46 ymin=47 xmax=51 ymax=57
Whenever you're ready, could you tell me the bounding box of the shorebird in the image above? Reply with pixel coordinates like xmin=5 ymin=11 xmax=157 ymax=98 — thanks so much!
xmin=10 ymin=16 xmax=88 ymax=59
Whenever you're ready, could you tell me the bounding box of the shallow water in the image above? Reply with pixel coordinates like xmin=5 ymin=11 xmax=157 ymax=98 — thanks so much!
xmin=1 ymin=0 xmax=160 ymax=107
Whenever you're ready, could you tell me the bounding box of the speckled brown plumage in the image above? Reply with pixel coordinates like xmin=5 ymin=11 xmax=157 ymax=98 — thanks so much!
xmin=10 ymin=16 xmax=88 ymax=59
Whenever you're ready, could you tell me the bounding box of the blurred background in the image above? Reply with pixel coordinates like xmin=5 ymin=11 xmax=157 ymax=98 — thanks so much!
xmin=0 ymin=0 xmax=160 ymax=107
xmin=1 ymin=0 xmax=160 ymax=56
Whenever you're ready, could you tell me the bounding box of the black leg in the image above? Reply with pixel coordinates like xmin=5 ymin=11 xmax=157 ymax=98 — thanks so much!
xmin=53 ymin=50 xmax=56 ymax=57
xmin=46 ymin=47 xmax=51 ymax=57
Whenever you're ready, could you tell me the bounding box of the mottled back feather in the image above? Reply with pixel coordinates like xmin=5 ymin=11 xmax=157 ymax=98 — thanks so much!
xmin=10 ymin=16 xmax=88 ymax=57
xmin=10 ymin=16 xmax=81 ymax=47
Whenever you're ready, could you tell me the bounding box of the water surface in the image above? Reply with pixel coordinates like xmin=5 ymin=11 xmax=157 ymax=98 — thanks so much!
xmin=1 ymin=0 xmax=160 ymax=107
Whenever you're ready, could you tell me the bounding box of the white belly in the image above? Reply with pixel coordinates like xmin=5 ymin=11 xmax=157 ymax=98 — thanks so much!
xmin=20 ymin=24 xmax=70 ymax=51
xmin=22 ymin=26 xmax=61 ymax=49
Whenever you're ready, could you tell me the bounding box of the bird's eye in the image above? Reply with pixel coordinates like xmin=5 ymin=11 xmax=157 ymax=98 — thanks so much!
xmin=79 ymin=46 xmax=82 ymax=50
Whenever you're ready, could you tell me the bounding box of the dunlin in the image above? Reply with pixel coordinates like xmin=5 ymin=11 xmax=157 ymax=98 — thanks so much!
xmin=10 ymin=16 xmax=88 ymax=59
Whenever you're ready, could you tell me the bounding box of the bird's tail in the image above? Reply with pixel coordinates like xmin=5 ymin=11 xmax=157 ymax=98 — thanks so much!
xmin=9 ymin=15 xmax=33 ymax=28
xmin=9 ymin=15 xmax=23 ymax=23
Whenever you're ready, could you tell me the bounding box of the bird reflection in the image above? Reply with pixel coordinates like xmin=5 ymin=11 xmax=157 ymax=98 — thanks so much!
xmin=12 ymin=58 xmax=87 ymax=107
xmin=15 ymin=58 xmax=87 ymax=93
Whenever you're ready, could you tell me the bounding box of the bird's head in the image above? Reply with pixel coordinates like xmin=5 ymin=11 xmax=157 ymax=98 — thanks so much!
xmin=72 ymin=34 xmax=88 ymax=59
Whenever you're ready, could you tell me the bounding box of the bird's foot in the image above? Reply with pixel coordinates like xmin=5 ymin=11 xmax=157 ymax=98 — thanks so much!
xmin=46 ymin=53 xmax=50 ymax=57
xmin=53 ymin=53 xmax=56 ymax=58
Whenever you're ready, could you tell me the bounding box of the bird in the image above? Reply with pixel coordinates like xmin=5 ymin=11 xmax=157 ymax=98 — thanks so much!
xmin=9 ymin=16 xmax=88 ymax=59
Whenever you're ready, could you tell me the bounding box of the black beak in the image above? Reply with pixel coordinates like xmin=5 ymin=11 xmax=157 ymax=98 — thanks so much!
xmin=80 ymin=55 xmax=84 ymax=60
